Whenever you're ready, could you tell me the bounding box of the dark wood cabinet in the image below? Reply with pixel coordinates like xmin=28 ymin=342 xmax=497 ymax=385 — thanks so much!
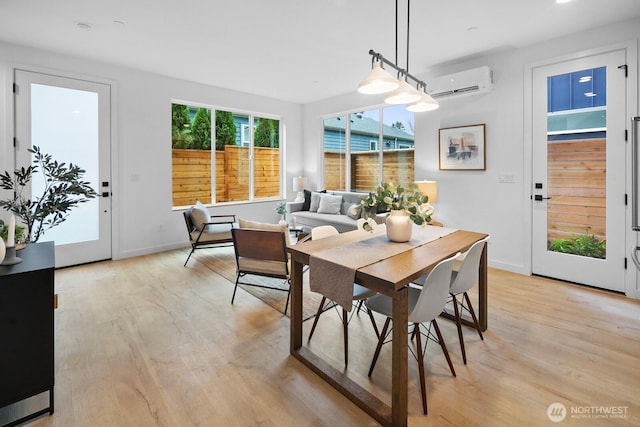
xmin=0 ymin=242 xmax=55 ymax=426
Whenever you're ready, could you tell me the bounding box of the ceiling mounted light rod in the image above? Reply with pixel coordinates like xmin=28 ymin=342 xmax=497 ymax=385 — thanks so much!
xmin=357 ymin=0 xmax=438 ymax=111
xmin=367 ymin=49 xmax=427 ymax=92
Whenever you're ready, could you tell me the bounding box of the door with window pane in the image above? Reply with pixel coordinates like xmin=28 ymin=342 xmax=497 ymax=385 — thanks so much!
xmin=531 ymin=50 xmax=626 ymax=292
xmin=14 ymin=70 xmax=111 ymax=267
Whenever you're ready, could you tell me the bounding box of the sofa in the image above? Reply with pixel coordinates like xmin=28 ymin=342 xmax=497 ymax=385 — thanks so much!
xmin=286 ymin=190 xmax=381 ymax=233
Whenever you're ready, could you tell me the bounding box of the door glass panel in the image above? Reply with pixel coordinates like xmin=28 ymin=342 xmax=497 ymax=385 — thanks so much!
xmin=323 ymin=116 xmax=347 ymax=191
xmin=546 ymin=67 xmax=606 ymax=259
xmin=30 ymin=83 xmax=99 ymax=245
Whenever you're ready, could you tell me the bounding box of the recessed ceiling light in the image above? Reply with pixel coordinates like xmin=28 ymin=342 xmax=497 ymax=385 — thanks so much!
xmin=556 ymin=0 xmax=572 ymax=4
xmin=76 ymin=22 xmax=92 ymax=31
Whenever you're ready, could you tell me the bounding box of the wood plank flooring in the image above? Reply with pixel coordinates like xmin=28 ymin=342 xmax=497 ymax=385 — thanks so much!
xmin=2 ymin=248 xmax=639 ymax=426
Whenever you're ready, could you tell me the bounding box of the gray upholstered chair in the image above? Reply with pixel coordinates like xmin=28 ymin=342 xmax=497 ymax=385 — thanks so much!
xmin=183 ymin=202 xmax=235 ymax=266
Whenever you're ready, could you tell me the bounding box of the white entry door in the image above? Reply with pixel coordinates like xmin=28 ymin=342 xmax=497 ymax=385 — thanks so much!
xmin=14 ymin=70 xmax=112 ymax=267
xmin=531 ymin=50 xmax=627 ymax=292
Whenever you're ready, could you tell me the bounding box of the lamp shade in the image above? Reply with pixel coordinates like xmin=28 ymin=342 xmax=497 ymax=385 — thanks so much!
xmin=415 ymin=180 xmax=438 ymax=203
xmin=292 ymin=176 xmax=306 ymax=192
xmin=407 ymin=92 xmax=439 ymax=112
xmin=357 ymin=61 xmax=400 ymax=95
xmin=384 ymin=78 xmax=422 ymax=105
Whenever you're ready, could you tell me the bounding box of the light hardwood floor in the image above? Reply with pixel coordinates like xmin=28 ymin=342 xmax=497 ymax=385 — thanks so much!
xmin=2 ymin=248 xmax=639 ymax=427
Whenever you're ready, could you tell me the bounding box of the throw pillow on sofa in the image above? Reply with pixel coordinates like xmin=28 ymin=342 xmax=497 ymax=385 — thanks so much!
xmin=317 ymin=194 xmax=343 ymax=214
xmin=347 ymin=203 xmax=363 ymax=220
xmin=309 ymin=191 xmax=323 ymax=212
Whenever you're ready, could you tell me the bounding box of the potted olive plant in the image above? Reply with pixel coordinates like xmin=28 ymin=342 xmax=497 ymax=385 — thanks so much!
xmin=361 ymin=182 xmax=433 ymax=241
xmin=0 ymin=146 xmax=97 ymax=243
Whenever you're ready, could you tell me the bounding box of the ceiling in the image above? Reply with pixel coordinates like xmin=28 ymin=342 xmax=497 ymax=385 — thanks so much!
xmin=1 ymin=0 xmax=639 ymax=104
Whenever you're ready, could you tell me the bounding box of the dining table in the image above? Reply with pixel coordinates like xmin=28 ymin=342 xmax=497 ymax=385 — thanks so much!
xmin=287 ymin=225 xmax=488 ymax=427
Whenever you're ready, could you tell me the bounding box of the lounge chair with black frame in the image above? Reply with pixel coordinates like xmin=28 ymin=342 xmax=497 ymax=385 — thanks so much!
xmin=230 ymin=227 xmax=291 ymax=315
xmin=183 ymin=203 xmax=235 ymax=267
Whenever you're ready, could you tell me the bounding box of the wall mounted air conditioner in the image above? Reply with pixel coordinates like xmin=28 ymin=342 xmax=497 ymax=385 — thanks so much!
xmin=428 ymin=66 xmax=493 ymax=100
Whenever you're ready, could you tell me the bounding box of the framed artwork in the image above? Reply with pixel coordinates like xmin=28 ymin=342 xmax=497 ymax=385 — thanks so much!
xmin=438 ymin=124 xmax=486 ymax=170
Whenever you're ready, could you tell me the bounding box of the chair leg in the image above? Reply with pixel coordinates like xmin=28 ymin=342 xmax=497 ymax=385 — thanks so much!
xmin=184 ymin=247 xmax=195 ymax=267
xmin=284 ymin=285 xmax=291 ymax=316
xmin=452 ymin=294 xmax=467 ymax=365
xmin=343 ymin=308 xmax=348 ymax=367
xmin=432 ymin=319 xmax=456 ymax=377
xmin=308 ymin=297 xmax=327 ymax=342
xmin=368 ymin=317 xmax=391 ymax=377
xmin=366 ymin=308 xmax=380 ymax=339
xmin=413 ymin=323 xmax=428 ymax=415
xmin=231 ymin=274 xmax=241 ymax=304
xmin=463 ymin=292 xmax=484 ymax=340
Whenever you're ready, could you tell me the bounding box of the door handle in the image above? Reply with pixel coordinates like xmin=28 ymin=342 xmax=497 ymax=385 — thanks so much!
xmin=533 ymin=195 xmax=551 ymax=201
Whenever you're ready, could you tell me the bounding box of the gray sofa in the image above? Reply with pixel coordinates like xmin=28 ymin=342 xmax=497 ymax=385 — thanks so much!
xmin=286 ymin=190 xmax=369 ymax=233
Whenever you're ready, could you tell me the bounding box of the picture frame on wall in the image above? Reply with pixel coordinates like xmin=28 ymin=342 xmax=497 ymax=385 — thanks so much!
xmin=438 ymin=124 xmax=486 ymax=170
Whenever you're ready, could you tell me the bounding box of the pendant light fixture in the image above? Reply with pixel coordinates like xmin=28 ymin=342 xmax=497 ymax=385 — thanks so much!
xmin=357 ymin=0 xmax=438 ymax=112
xmin=357 ymin=59 xmax=399 ymax=94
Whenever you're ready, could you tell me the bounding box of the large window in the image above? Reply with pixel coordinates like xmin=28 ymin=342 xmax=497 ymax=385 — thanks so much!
xmin=323 ymin=105 xmax=414 ymax=192
xmin=171 ymin=102 xmax=281 ymax=207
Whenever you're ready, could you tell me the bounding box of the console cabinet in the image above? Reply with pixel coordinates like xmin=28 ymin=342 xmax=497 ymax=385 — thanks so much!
xmin=0 ymin=241 xmax=55 ymax=426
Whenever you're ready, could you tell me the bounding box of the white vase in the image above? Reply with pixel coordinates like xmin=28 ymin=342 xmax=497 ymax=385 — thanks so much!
xmin=0 ymin=238 xmax=5 ymax=263
xmin=386 ymin=210 xmax=412 ymax=242
xmin=278 ymin=214 xmax=287 ymax=225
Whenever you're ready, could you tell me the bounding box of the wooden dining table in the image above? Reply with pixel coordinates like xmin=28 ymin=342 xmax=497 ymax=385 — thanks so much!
xmin=287 ymin=227 xmax=488 ymax=427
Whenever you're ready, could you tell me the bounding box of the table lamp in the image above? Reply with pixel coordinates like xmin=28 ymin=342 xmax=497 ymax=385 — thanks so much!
xmin=293 ymin=176 xmax=306 ymax=203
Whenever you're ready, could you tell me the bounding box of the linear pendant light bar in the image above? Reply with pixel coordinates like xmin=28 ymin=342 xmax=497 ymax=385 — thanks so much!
xmin=358 ymin=0 xmax=438 ymax=112
xmin=366 ymin=49 xmax=427 ymax=95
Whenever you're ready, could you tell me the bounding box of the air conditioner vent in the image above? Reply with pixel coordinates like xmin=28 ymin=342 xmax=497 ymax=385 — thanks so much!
xmin=428 ymin=66 xmax=492 ymax=100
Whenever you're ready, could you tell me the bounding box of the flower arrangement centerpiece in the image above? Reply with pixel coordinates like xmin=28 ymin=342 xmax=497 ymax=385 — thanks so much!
xmin=361 ymin=182 xmax=433 ymax=241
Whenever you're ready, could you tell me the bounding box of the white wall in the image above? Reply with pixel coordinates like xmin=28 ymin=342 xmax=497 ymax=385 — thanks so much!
xmin=303 ymin=17 xmax=640 ymax=275
xmin=0 ymin=41 xmax=303 ymax=260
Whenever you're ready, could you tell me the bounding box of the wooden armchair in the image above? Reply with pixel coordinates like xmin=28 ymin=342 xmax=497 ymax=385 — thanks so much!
xmin=230 ymin=227 xmax=291 ymax=314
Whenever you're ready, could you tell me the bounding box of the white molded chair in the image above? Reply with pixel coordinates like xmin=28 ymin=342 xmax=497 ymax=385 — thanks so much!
xmin=365 ymin=252 xmax=460 ymax=415
xmin=307 ymin=225 xmax=379 ymax=366
xmin=449 ymin=237 xmax=489 ymax=364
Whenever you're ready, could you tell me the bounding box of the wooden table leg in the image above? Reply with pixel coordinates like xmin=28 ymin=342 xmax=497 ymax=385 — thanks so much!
xmin=391 ymin=287 xmax=409 ymax=427
xmin=478 ymin=242 xmax=488 ymax=331
xmin=290 ymin=260 xmax=304 ymax=351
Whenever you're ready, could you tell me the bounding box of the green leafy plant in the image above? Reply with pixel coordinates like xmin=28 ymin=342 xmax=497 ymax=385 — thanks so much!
xmin=274 ymin=202 xmax=286 ymax=215
xmin=547 ymin=231 xmax=606 ymax=259
xmin=0 ymin=146 xmax=98 ymax=243
xmin=361 ymin=181 xmax=433 ymax=226
xmin=0 ymin=219 xmax=25 ymax=243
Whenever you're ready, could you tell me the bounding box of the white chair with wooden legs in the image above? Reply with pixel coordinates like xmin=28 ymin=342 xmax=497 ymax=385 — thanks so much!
xmin=365 ymin=252 xmax=460 ymax=415
xmin=449 ymin=237 xmax=489 ymax=364
xmin=307 ymin=225 xmax=379 ymax=367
